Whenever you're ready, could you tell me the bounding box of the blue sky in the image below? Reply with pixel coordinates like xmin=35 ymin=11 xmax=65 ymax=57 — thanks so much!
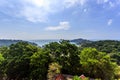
xmin=0 ymin=0 xmax=120 ymax=40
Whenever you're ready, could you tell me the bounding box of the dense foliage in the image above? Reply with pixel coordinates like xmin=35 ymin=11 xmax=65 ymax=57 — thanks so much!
xmin=81 ymin=40 xmax=120 ymax=65
xmin=81 ymin=40 xmax=120 ymax=53
xmin=44 ymin=40 xmax=80 ymax=75
xmin=80 ymin=48 xmax=117 ymax=80
xmin=0 ymin=40 xmax=119 ymax=80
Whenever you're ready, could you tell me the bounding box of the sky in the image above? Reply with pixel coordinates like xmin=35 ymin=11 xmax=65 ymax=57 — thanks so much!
xmin=0 ymin=0 xmax=120 ymax=40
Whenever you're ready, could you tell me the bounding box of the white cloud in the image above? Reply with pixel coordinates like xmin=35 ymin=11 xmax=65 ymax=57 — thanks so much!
xmin=83 ymin=8 xmax=87 ymax=12
xmin=19 ymin=0 xmax=87 ymax=22
xmin=104 ymin=0 xmax=109 ymax=3
xmin=97 ymin=0 xmax=120 ymax=8
xmin=63 ymin=0 xmax=87 ymax=8
xmin=97 ymin=0 xmax=108 ymax=4
xmin=1 ymin=0 xmax=119 ymax=23
xmin=0 ymin=0 xmax=87 ymax=23
xmin=107 ymin=19 xmax=113 ymax=26
xmin=79 ymin=0 xmax=87 ymax=6
xmin=45 ymin=21 xmax=70 ymax=31
xmin=109 ymin=1 xmax=114 ymax=8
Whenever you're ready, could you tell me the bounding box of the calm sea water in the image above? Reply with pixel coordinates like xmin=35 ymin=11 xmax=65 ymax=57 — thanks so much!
xmin=29 ymin=39 xmax=60 ymax=46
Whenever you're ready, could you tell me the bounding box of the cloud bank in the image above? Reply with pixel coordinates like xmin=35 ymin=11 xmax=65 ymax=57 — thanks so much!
xmin=45 ymin=21 xmax=70 ymax=31
xmin=21 ymin=0 xmax=87 ymax=22
xmin=0 ymin=0 xmax=87 ymax=23
xmin=0 ymin=0 xmax=119 ymax=23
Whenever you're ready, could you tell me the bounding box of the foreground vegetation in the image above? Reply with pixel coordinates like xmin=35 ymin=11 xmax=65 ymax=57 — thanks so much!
xmin=0 ymin=40 xmax=120 ymax=80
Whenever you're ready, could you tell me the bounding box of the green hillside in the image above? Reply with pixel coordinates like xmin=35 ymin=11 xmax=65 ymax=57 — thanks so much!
xmin=0 ymin=39 xmax=37 ymax=47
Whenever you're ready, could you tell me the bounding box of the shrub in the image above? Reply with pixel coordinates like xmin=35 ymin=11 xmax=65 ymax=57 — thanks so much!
xmin=73 ymin=76 xmax=81 ymax=80
xmin=47 ymin=62 xmax=62 ymax=80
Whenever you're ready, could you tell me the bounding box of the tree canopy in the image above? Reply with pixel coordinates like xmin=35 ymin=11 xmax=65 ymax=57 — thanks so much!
xmin=0 ymin=40 xmax=119 ymax=80
xmin=80 ymin=48 xmax=117 ymax=80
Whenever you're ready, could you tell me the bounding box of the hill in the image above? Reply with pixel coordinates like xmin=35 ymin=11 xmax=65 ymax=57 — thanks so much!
xmin=70 ymin=38 xmax=120 ymax=53
xmin=70 ymin=38 xmax=92 ymax=45
xmin=0 ymin=39 xmax=37 ymax=47
xmin=80 ymin=40 xmax=120 ymax=53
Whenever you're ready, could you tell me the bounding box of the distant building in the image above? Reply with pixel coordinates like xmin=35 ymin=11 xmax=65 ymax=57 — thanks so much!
xmin=54 ymin=74 xmax=73 ymax=80
xmin=55 ymin=74 xmax=65 ymax=80
xmin=80 ymin=74 xmax=86 ymax=80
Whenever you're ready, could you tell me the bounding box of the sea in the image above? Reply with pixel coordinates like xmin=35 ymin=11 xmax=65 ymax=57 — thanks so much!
xmin=29 ymin=39 xmax=60 ymax=47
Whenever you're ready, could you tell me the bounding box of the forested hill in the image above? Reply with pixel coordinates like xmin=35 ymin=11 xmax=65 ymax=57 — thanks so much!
xmin=70 ymin=38 xmax=92 ymax=44
xmin=71 ymin=38 xmax=120 ymax=53
xmin=0 ymin=39 xmax=37 ymax=47
xmin=71 ymin=39 xmax=120 ymax=65
xmin=81 ymin=40 xmax=120 ymax=53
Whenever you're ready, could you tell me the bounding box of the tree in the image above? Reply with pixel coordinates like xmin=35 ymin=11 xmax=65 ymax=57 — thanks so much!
xmin=30 ymin=48 xmax=50 ymax=80
xmin=0 ymin=54 xmax=4 ymax=65
xmin=114 ymin=66 xmax=120 ymax=79
xmin=0 ymin=53 xmax=4 ymax=79
xmin=4 ymin=42 xmax=39 ymax=80
xmin=43 ymin=42 xmax=60 ymax=62
xmin=47 ymin=62 xmax=62 ymax=80
xmin=81 ymin=40 xmax=120 ymax=53
xmin=111 ymin=52 xmax=120 ymax=65
xmin=80 ymin=48 xmax=118 ymax=80
xmin=44 ymin=40 xmax=81 ymax=75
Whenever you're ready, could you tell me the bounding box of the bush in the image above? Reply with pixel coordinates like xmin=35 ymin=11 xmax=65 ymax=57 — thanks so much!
xmin=73 ymin=76 xmax=81 ymax=80
xmin=47 ymin=62 xmax=62 ymax=80
xmin=73 ymin=75 xmax=89 ymax=80
xmin=114 ymin=66 xmax=120 ymax=79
